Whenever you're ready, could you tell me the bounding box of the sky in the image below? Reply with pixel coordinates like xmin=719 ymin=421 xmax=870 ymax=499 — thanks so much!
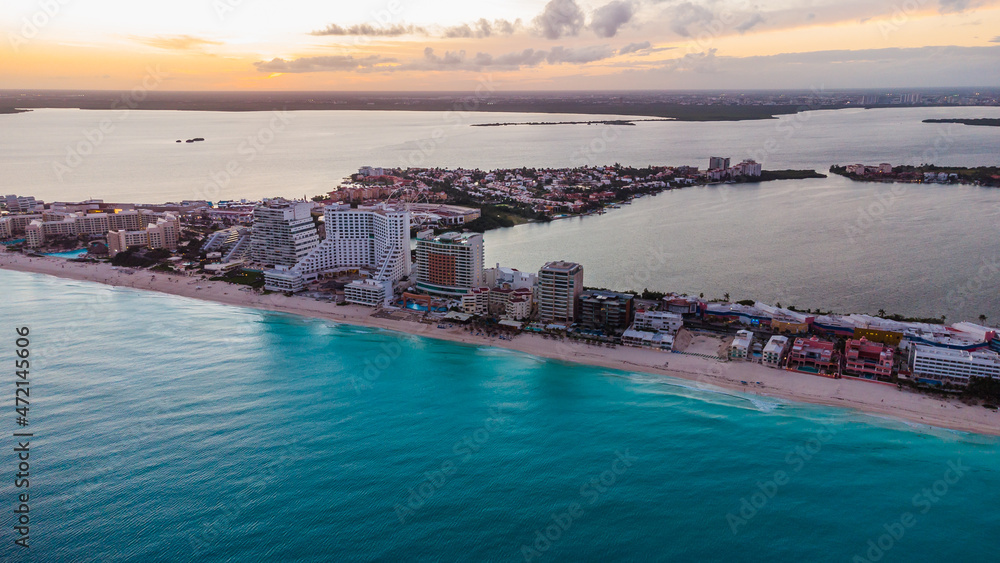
xmin=2 ymin=0 xmax=999 ymax=91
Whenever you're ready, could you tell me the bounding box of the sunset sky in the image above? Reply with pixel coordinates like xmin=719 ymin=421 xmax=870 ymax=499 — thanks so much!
xmin=2 ymin=0 xmax=999 ymax=90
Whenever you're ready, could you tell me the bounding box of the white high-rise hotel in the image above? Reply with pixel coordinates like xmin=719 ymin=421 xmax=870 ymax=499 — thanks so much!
xmin=294 ymin=203 xmax=411 ymax=282
xmin=251 ymin=200 xmax=320 ymax=268
xmin=264 ymin=203 xmax=411 ymax=299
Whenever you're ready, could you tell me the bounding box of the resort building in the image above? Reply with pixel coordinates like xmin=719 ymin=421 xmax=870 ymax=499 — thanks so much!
xmin=107 ymin=215 xmax=181 ymax=257
xmin=0 ymin=214 xmax=42 ymax=239
xmin=621 ymin=329 xmax=674 ymax=351
xmin=202 ymin=227 xmax=253 ymax=263
xmin=787 ymin=336 xmax=838 ymax=374
xmin=344 ymin=279 xmax=393 ymax=307
xmin=907 ymin=345 xmax=1000 ymax=386
xmin=263 ymin=203 xmax=411 ymax=301
xmin=414 ymin=231 xmax=485 ymax=297
xmin=762 ymin=335 xmax=790 ymax=367
xmin=632 ymin=310 xmax=684 ymax=334
xmin=261 ymin=266 xmax=306 ymax=293
xmin=537 ymin=261 xmax=583 ymax=324
xmin=22 ymin=209 xmax=151 ymax=248
xmin=2 ymin=195 xmax=38 ymax=213
xmin=251 ymin=200 xmax=320 ymax=268
xmin=843 ymin=337 xmax=895 ymax=379
xmin=729 ymin=330 xmax=754 ymax=361
xmin=577 ymin=290 xmax=635 ymax=331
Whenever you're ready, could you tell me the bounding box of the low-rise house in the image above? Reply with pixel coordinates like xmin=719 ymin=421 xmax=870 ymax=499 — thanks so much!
xmin=762 ymin=335 xmax=790 ymax=367
xmin=730 ymin=330 xmax=754 ymax=361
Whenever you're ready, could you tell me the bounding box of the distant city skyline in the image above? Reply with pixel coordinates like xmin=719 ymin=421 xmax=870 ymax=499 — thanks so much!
xmin=2 ymin=0 xmax=1000 ymax=90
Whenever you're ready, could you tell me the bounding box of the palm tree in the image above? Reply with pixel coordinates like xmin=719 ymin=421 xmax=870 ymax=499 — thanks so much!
xmin=723 ymin=292 xmax=730 ymax=302
xmin=979 ymin=314 xmax=988 ymax=324
xmin=878 ymin=309 xmax=886 ymax=318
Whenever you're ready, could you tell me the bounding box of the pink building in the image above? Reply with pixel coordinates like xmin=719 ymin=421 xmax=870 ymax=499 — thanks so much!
xmin=787 ymin=336 xmax=838 ymax=374
xmin=844 ymin=338 xmax=894 ymax=379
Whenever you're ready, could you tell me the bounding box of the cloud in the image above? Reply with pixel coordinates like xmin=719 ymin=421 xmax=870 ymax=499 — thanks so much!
xmin=310 ymin=23 xmax=426 ymax=36
xmin=443 ymin=19 xmax=522 ymax=38
xmin=735 ymin=13 xmax=766 ymax=33
xmin=255 ymin=43 xmax=621 ymax=74
xmin=991 ymin=36 xmax=1000 ymax=42
xmin=661 ymin=48 xmax=719 ymax=73
xmin=546 ymin=45 xmax=617 ymax=64
xmin=534 ymin=0 xmax=587 ymax=39
xmin=938 ymin=0 xmax=974 ymax=13
xmin=591 ymin=0 xmax=636 ymax=38
xmin=130 ymin=35 xmax=222 ymax=50
xmin=668 ymin=2 xmax=715 ymax=37
xmin=618 ymin=41 xmax=651 ymax=54
xmin=254 ymin=55 xmax=395 ymax=73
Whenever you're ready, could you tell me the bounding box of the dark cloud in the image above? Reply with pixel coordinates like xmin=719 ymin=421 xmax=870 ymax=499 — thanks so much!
xmin=668 ymin=2 xmax=715 ymax=37
xmin=443 ymin=19 xmax=522 ymax=38
xmin=130 ymin=35 xmax=222 ymax=50
xmin=254 ymin=55 xmax=394 ymax=73
xmin=310 ymin=23 xmax=426 ymax=36
xmin=618 ymin=41 xmax=651 ymax=54
xmin=534 ymin=0 xmax=587 ymax=39
xmin=255 ymin=43 xmax=620 ymax=74
xmin=591 ymin=0 xmax=636 ymax=38
xmin=735 ymin=13 xmax=765 ymax=33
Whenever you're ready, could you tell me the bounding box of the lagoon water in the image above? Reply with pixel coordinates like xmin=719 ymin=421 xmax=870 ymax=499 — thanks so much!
xmin=1 ymin=270 xmax=998 ymax=562
xmin=3 ymin=107 xmax=1000 ymax=320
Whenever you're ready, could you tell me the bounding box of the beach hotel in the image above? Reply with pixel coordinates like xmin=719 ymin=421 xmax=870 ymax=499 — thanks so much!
xmin=251 ymin=200 xmax=320 ymax=268
xmin=907 ymin=345 xmax=1000 ymax=386
xmin=843 ymin=337 xmax=894 ymax=379
xmin=414 ymin=231 xmax=485 ymax=297
xmin=263 ymin=203 xmax=410 ymax=304
xmin=787 ymin=336 xmax=838 ymax=375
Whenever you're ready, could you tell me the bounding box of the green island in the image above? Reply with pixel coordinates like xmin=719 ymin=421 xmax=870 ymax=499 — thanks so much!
xmin=830 ymin=164 xmax=1000 ymax=187
xmin=923 ymin=118 xmax=1000 ymax=127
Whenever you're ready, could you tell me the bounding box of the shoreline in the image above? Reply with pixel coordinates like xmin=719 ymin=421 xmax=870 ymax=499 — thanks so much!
xmin=2 ymin=250 xmax=998 ymax=437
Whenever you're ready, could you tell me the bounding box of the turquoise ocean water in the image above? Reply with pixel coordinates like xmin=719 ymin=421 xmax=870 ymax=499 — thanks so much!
xmin=1 ymin=270 xmax=998 ymax=562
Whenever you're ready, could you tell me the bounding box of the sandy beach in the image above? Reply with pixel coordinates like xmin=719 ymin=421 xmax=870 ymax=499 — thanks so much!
xmin=3 ymin=249 xmax=998 ymax=437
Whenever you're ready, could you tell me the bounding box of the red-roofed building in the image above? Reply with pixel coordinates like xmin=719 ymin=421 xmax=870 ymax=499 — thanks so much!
xmin=788 ymin=336 xmax=838 ymax=374
xmin=844 ymin=338 xmax=894 ymax=379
